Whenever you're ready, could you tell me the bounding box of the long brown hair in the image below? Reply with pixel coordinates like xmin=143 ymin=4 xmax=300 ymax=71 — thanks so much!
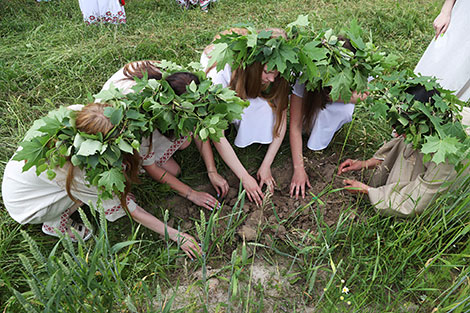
xmin=205 ymin=28 xmax=289 ymax=137
xmin=66 ymin=103 xmax=140 ymax=212
xmin=230 ymin=62 xmax=289 ymax=136
xmin=301 ymin=36 xmax=355 ymax=131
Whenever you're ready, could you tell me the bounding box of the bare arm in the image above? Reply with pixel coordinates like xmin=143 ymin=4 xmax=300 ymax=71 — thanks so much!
xmin=434 ymin=0 xmax=456 ymax=38
xmin=213 ymin=134 xmax=264 ymax=205
xmin=130 ymin=205 xmax=200 ymax=259
xmin=143 ymin=163 xmax=219 ymax=211
xmin=289 ymin=95 xmax=311 ymax=199
xmin=257 ymin=110 xmax=287 ymax=193
xmin=193 ymin=137 xmax=229 ymax=197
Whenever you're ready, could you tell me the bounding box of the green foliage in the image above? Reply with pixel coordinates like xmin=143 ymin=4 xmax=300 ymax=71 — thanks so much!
xmin=1 ymin=0 xmax=469 ymax=311
xmin=289 ymin=18 xmax=397 ymax=101
xmin=363 ymin=70 xmax=469 ymax=165
xmin=8 ymin=213 xmax=165 ymax=312
xmin=209 ymin=16 xmax=396 ymax=102
xmin=209 ymin=26 xmax=298 ymax=76
xmin=12 ymin=61 xmax=248 ymax=200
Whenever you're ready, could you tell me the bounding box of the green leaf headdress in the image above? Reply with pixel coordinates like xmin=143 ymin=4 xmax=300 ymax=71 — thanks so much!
xmin=289 ymin=18 xmax=398 ymax=102
xmin=13 ymin=61 xmax=249 ymax=200
xmin=13 ymin=102 xmax=143 ymax=200
xmin=363 ymin=70 xmax=468 ymax=165
xmin=96 ymin=60 xmax=249 ymax=142
xmin=207 ymin=25 xmax=299 ymax=78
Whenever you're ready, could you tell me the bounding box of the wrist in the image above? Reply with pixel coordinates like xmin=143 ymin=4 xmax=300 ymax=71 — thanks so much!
xmin=185 ymin=188 xmax=193 ymax=200
xmin=293 ymin=166 xmax=306 ymax=173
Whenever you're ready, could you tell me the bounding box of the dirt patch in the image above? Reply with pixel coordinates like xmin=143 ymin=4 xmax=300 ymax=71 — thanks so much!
xmin=165 ymin=153 xmax=365 ymax=244
xmin=159 ymin=257 xmax=321 ymax=312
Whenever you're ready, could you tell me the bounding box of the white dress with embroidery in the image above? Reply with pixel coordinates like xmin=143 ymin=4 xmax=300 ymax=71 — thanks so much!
xmin=200 ymin=53 xmax=276 ymax=148
xmin=414 ymin=0 xmax=470 ymax=101
xmin=292 ymin=81 xmax=355 ymax=151
xmin=2 ymin=159 xmax=137 ymax=225
xmin=2 ymin=105 xmax=137 ymax=228
xmin=99 ymin=63 xmax=187 ymax=164
xmin=78 ymin=0 xmax=126 ymax=25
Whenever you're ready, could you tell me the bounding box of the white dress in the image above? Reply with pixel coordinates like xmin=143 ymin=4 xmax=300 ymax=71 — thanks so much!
xmin=292 ymin=81 xmax=355 ymax=151
xmin=78 ymin=0 xmax=126 ymax=25
xmin=200 ymin=53 xmax=276 ymax=148
xmin=414 ymin=0 xmax=470 ymax=101
xmin=99 ymin=64 xmax=187 ymax=164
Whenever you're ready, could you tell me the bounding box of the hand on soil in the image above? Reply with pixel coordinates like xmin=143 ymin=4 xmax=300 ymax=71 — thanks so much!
xmin=188 ymin=190 xmax=221 ymax=211
xmin=337 ymin=159 xmax=364 ymax=175
xmin=290 ymin=168 xmax=311 ymax=199
xmin=176 ymin=232 xmax=201 ymax=260
xmin=208 ymin=172 xmax=229 ymax=198
xmin=242 ymin=174 xmax=264 ymax=206
xmin=257 ymin=166 xmax=276 ymax=193
xmin=343 ymin=179 xmax=370 ymax=194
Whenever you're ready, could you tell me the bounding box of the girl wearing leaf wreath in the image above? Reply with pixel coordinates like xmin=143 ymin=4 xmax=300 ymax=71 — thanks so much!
xmin=200 ymin=27 xmax=291 ymax=206
xmin=289 ymin=33 xmax=375 ymax=199
xmin=2 ymin=103 xmax=201 ymax=258
xmin=337 ymin=84 xmax=470 ymax=217
xmin=99 ymin=60 xmax=229 ymax=211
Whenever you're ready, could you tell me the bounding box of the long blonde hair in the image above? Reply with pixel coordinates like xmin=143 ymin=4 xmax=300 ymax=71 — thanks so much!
xmin=66 ymin=103 xmax=140 ymax=212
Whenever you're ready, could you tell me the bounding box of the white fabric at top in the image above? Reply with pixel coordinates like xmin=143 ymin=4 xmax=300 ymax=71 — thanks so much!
xmin=414 ymin=0 xmax=470 ymax=101
xmin=293 ymin=80 xmax=355 ymax=151
xmin=100 ymin=67 xmax=136 ymax=96
xmin=200 ymin=53 xmax=276 ymax=147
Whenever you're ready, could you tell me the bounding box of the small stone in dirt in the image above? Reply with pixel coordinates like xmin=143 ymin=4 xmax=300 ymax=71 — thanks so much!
xmin=207 ymin=278 xmax=219 ymax=291
xmin=323 ymin=164 xmax=337 ymax=181
xmin=226 ymin=187 xmax=238 ymax=200
xmin=246 ymin=210 xmax=264 ymax=226
xmin=274 ymin=224 xmax=286 ymax=235
xmin=237 ymin=225 xmax=257 ymax=241
xmin=229 ymin=197 xmax=238 ymax=207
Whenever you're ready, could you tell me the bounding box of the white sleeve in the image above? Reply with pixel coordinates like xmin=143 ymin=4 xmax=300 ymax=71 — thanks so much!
xmin=200 ymin=52 xmax=232 ymax=88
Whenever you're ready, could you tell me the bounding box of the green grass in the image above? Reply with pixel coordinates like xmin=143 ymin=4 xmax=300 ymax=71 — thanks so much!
xmin=1 ymin=0 xmax=469 ymax=311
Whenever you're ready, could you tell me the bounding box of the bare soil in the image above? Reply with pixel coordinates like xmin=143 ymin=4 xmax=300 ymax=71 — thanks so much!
xmin=165 ymin=153 xmax=365 ymax=243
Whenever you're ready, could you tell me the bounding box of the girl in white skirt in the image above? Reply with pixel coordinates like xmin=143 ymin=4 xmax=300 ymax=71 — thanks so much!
xmin=2 ymin=103 xmax=200 ymax=258
xmin=201 ymin=28 xmax=290 ymax=206
xmin=78 ymin=0 xmax=126 ymax=25
xmin=100 ymin=61 xmax=229 ymax=211
xmin=414 ymin=0 xmax=470 ymax=101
